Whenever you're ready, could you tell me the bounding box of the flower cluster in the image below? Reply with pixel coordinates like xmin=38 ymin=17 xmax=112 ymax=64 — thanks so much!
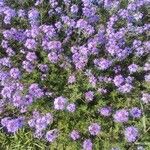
xmin=0 ymin=0 xmax=149 ymax=149
xmin=28 ymin=111 xmax=53 ymax=139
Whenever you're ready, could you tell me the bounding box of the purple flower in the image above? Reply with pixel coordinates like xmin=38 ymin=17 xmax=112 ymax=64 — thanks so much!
xmin=29 ymin=83 xmax=44 ymax=98
xmin=22 ymin=60 xmax=35 ymax=73
xmin=12 ymin=93 xmax=23 ymax=107
xmin=68 ymin=75 xmax=76 ymax=84
xmin=85 ymin=91 xmax=94 ymax=102
xmin=25 ymin=39 xmax=37 ymax=50
xmin=88 ymin=123 xmax=101 ymax=136
xmin=18 ymin=9 xmax=26 ymax=18
xmin=70 ymin=130 xmax=80 ymax=140
xmin=94 ymin=58 xmax=112 ymax=70
xmin=124 ymin=126 xmax=139 ymax=142
xmin=48 ymin=52 xmax=60 ymax=63
xmin=28 ymin=118 xmax=35 ymax=128
xmin=141 ymin=93 xmax=150 ymax=104
xmin=47 ymin=41 xmax=62 ymax=50
xmin=10 ymin=68 xmax=21 ymax=79
xmin=26 ymin=52 xmax=37 ymax=62
xmin=118 ymin=83 xmax=133 ymax=93
xmin=1 ymin=117 xmax=24 ymax=133
xmin=66 ymin=103 xmax=76 ymax=112
xmin=144 ymin=63 xmax=150 ymax=71
xmin=54 ymin=96 xmax=67 ymax=110
xmin=98 ymin=107 xmax=111 ymax=117
xmin=145 ymin=74 xmax=150 ymax=82
xmin=113 ymin=75 xmax=124 ymax=87
xmin=46 ymin=129 xmax=58 ymax=142
xmin=130 ymin=107 xmax=142 ymax=118
xmin=83 ymin=139 xmax=93 ymax=150
xmin=35 ymin=0 xmax=43 ymax=6
xmin=128 ymin=64 xmax=138 ymax=73
xmin=38 ymin=64 xmax=48 ymax=73
xmin=28 ymin=112 xmax=53 ymax=134
xmin=70 ymin=5 xmax=78 ymax=14
xmin=28 ymin=9 xmax=39 ymax=20
xmin=114 ymin=109 xmax=129 ymax=123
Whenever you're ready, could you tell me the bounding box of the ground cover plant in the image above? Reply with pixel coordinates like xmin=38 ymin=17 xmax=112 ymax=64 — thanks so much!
xmin=0 ymin=0 xmax=150 ymax=149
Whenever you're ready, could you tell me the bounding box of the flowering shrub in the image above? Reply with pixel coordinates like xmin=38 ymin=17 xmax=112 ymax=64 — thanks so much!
xmin=0 ymin=0 xmax=149 ymax=149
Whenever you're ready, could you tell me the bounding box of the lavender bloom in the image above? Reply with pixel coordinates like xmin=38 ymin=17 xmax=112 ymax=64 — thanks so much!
xmin=82 ymin=6 xmax=96 ymax=18
xmin=54 ymin=96 xmax=67 ymax=110
xmin=18 ymin=9 xmax=26 ymax=18
xmin=141 ymin=93 xmax=150 ymax=104
xmin=22 ymin=60 xmax=35 ymax=73
xmin=98 ymin=107 xmax=111 ymax=117
xmin=70 ymin=130 xmax=80 ymax=140
xmin=29 ymin=83 xmax=44 ymax=98
xmin=88 ymin=75 xmax=97 ymax=87
xmin=38 ymin=64 xmax=48 ymax=73
xmin=97 ymin=88 xmax=107 ymax=94
xmin=1 ymin=117 xmax=24 ymax=133
xmin=70 ymin=5 xmax=78 ymax=14
xmin=1 ymin=40 xmax=8 ymax=49
xmin=145 ymin=74 xmax=150 ymax=82
xmin=68 ymin=75 xmax=76 ymax=84
xmin=83 ymin=139 xmax=93 ymax=150
xmin=118 ymin=83 xmax=133 ymax=93
xmin=25 ymin=39 xmax=37 ymax=50
xmin=24 ymin=94 xmax=33 ymax=106
xmin=124 ymin=126 xmax=139 ymax=142
xmin=28 ymin=9 xmax=39 ymax=26
xmin=128 ymin=64 xmax=138 ymax=73
xmin=28 ymin=112 xmax=53 ymax=135
xmin=0 ymin=57 xmax=11 ymax=67
xmin=4 ymin=8 xmax=16 ymax=24
xmin=28 ymin=9 xmax=39 ymax=20
xmin=114 ymin=109 xmax=129 ymax=123
xmin=144 ymin=63 xmax=150 ymax=71
xmin=47 ymin=41 xmax=62 ymax=50
xmin=35 ymin=0 xmax=43 ymax=6
xmin=34 ymin=130 xmax=43 ymax=139
xmin=26 ymin=52 xmax=37 ymax=62
xmin=46 ymin=129 xmax=58 ymax=142
xmin=94 ymin=58 xmax=112 ymax=70
xmin=66 ymin=103 xmax=76 ymax=112
xmin=48 ymin=52 xmax=60 ymax=63
xmin=88 ymin=123 xmax=101 ymax=136
xmin=113 ymin=75 xmax=124 ymax=87
xmin=12 ymin=93 xmax=24 ymax=107
xmin=10 ymin=68 xmax=21 ymax=79
xmin=125 ymin=76 xmax=134 ymax=84
xmin=28 ymin=119 xmax=36 ymax=128
xmin=130 ymin=107 xmax=142 ymax=118
xmin=0 ymin=0 xmax=4 ymax=6
xmin=85 ymin=91 xmax=94 ymax=102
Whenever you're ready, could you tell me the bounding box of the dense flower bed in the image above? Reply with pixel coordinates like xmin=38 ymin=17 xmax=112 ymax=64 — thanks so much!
xmin=0 ymin=0 xmax=149 ymax=149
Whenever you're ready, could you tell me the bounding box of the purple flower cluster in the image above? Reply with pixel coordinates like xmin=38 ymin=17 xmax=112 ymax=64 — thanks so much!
xmin=28 ymin=111 xmax=53 ymax=139
xmin=0 ymin=0 xmax=149 ymax=148
xmin=70 ymin=130 xmax=80 ymax=141
xmin=1 ymin=117 xmax=24 ymax=133
xmin=88 ymin=123 xmax=101 ymax=136
xmin=54 ymin=96 xmax=67 ymax=110
xmin=85 ymin=91 xmax=94 ymax=102
xmin=124 ymin=126 xmax=139 ymax=142
xmin=98 ymin=107 xmax=112 ymax=117
xmin=83 ymin=139 xmax=93 ymax=150
xmin=114 ymin=109 xmax=129 ymax=123
xmin=46 ymin=129 xmax=58 ymax=142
